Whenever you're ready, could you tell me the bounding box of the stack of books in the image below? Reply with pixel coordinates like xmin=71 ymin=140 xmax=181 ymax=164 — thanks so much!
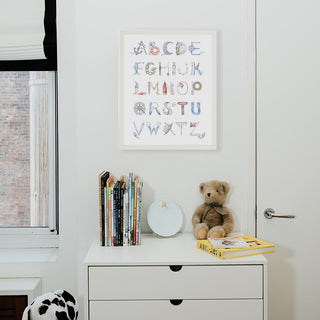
xmin=99 ymin=171 xmax=143 ymax=246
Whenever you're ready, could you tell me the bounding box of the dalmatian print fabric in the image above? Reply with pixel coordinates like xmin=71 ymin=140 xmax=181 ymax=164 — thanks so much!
xmin=22 ymin=289 xmax=78 ymax=320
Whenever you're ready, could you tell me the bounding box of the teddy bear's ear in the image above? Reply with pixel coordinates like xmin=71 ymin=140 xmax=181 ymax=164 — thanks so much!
xmin=220 ymin=182 xmax=230 ymax=194
xmin=199 ymin=183 xmax=205 ymax=193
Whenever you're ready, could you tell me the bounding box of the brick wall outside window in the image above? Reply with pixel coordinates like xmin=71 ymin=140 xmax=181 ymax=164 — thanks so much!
xmin=0 ymin=72 xmax=30 ymax=227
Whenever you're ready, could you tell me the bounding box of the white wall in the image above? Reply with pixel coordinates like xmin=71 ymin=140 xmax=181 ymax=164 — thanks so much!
xmin=75 ymin=0 xmax=255 ymax=314
xmin=0 ymin=1 xmax=255 ymax=319
xmin=75 ymin=0 xmax=255 ymax=235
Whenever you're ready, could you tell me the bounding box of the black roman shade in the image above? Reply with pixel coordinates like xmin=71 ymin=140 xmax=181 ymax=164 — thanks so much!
xmin=0 ymin=0 xmax=57 ymax=71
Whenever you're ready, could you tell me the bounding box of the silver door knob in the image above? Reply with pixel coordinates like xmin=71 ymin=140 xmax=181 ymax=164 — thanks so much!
xmin=264 ymin=208 xmax=295 ymax=219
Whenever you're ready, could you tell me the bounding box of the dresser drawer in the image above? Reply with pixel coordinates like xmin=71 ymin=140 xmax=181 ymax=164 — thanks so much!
xmin=90 ymin=300 xmax=263 ymax=320
xmin=89 ymin=265 xmax=262 ymax=300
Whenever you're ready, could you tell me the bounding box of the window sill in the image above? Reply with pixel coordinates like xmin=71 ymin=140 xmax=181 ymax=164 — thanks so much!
xmin=0 ymin=230 xmax=59 ymax=249
xmin=0 ymin=247 xmax=59 ymax=263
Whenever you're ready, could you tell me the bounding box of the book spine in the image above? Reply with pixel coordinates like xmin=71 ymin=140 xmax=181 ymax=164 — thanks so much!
xmin=128 ymin=173 xmax=133 ymax=246
xmin=130 ymin=176 xmax=134 ymax=245
xmin=119 ymin=185 xmax=124 ymax=246
xmin=99 ymin=171 xmax=109 ymax=246
xmin=136 ymin=183 xmax=140 ymax=245
xmin=98 ymin=172 xmax=104 ymax=246
xmin=108 ymin=185 xmax=112 ymax=246
xmin=122 ymin=191 xmax=126 ymax=246
xmin=113 ymin=185 xmax=119 ymax=246
xmin=111 ymin=187 xmax=114 ymax=246
xmin=133 ymin=179 xmax=138 ymax=245
xmin=123 ymin=191 xmax=128 ymax=246
xmin=197 ymin=241 xmax=224 ymax=259
xmin=104 ymin=186 xmax=108 ymax=246
xmin=137 ymin=182 xmax=143 ymax=245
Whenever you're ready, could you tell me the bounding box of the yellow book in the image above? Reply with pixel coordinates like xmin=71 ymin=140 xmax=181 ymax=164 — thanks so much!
xmin=197 ymin=235 xmax=275 ymax=259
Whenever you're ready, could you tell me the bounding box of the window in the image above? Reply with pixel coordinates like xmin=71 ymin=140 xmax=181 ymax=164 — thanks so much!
xmin=0 ymin=70 xmax=58 ymax=248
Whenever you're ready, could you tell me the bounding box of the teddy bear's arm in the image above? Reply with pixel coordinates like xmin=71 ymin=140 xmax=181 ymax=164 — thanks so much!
xmin=222 ymin=207 xmax=234 ymax=235
xmin=192 ymin=204 xmax=206 ymax=226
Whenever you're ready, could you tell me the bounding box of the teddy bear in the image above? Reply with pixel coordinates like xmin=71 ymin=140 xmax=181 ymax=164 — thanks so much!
xmin=192 ymin=180 xmax=234 ymax=239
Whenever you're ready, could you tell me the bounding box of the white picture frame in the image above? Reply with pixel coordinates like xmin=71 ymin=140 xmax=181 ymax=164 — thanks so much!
xmin=119 ymin=30 xmax=217 ymax=150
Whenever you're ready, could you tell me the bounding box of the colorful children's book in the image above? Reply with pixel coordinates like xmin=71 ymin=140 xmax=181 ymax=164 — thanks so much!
xmin=136 ymin=181 xmax=143 ymax=245
xmin=133 ymin=176 xmax=138 ymax=245
xmin=98 ymin=171 xmax=109 ymax=246
xmin=113 ymin=180 xmax=120 ymax=246
xmin=209 ymin=237 xmax=250 ymax=248
xmin=119 ymin=178 xmax=125 ymax=246
xmin=129 ymin=173 xmax=134 ymax=245
xmin=106 ymin=176 xmax=114 ymax=246
xmin=104 ymin=186 xmax=108 ymax=245
xmin=109 ymin=182 xmax=114 ymax=246
xmin=99 ymin=171 xmax=142 ymax=247
xmin=128 ymin=173 xmax=132 ymax=245
xmin=197 ymin=235 xmax=275 ymax=259
xmin=123 ymin=190 xmax=129 ymax=246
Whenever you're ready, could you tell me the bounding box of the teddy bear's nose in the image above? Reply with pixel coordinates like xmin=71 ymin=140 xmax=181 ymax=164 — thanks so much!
xmin=207 ymin=193 xmax=211 ymax=197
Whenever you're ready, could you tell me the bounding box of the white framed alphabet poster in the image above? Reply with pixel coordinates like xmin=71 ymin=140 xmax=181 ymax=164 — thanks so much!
xmin=119 ymin=30 xmax=217 ymax=150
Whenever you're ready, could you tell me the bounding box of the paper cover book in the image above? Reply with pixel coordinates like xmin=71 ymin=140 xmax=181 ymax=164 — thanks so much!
xmin=197 ymin=235 xmax=275 ymax=259
xmin=98 ymin=171 xmax=109 ymax=246
xmin=209 ymin=237 xmax=249 ymax=248
xmin=106 ymin=175 xmax=115 ymax=247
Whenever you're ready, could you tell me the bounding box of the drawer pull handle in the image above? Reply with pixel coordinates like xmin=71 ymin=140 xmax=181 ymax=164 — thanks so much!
xmin=169 ymin=265 xmax=182 ymax=272
xmin=170 ymin=299 xmax=183 ymax=306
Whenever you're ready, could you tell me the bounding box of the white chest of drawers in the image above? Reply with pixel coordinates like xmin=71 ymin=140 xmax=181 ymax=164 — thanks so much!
xmin=84 ymin=233 xmax=268 ymax=320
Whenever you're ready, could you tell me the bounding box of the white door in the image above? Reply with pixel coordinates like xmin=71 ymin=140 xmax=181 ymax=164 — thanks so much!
xmin=257 ymin=1 xmax=320 ymax=319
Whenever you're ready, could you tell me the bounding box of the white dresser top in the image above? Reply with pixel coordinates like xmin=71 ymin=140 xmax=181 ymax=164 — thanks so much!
xmin=84 ymin=233 xmax=267 ymax=266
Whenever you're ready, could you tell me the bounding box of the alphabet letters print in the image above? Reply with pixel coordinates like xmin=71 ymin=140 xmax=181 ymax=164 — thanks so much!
xmin=120 ymin=31 xmax=217 ymax=149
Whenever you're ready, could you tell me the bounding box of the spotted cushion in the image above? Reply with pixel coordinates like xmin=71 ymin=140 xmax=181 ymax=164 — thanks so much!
xmin=22 ymin=290 xmax=78 ymax=320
